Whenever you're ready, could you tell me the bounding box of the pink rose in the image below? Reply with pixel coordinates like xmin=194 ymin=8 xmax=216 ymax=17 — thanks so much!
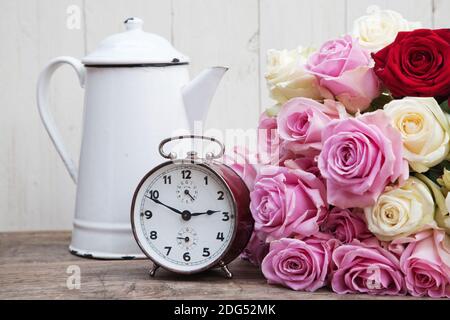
xmin=257 ymin=111 xmax=299 ymax=166
xmin=318 ymin=110 xmax=408 ymax=208
xmin=241 ymin=231 xmax=270 ymax=266
xmin=250 ymin=165 xmax=327 ymax=241
xmin=284 ymin=157 xmax=321 ymax=178
xmin=331 ymin=240 xmax=407 ymax=295
xmin=306 ymin=35 xmax=381 ymax=113
xmin=321 ymin=207 xmax=372 ymax=243
xmin=223 ymin=146 xmax=258 ymax=190
xmin=385 ymin=241 xmax=408 ymax=259
xmin=277 ymin=98 xmax=344 ymax=156
xmin=257 ymin=112 xmax=282 ymax=165
xmin=399 ymin=229 xmax=450 ymax=298
xmin=261 ymin=237 xmax=335 ymax=291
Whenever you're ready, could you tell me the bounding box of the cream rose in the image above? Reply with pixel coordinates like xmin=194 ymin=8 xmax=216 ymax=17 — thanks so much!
xmin=438 ymin=169 xmax=450 ymax=195
xmin=352 ymin=6 xmax=421 ymax=52
xmin=416 ymin=173 xmax=450 ymax=235
xmin=442 ymin=195 xmax=450 ymax=232
xmin=433 ymin=170 xmax=450 ymax=233
xmin=364 ymin=177 xmax=435 ymax=241
xmin=264 ymin=103 xmax=282 ymax=117
xmin=384 ymin=97 xmax=450 ymax=173
xmin=265 ymin=47 xmax=323 ymax=104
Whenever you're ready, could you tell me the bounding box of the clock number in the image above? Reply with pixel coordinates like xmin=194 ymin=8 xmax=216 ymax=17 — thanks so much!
xmin=204 ymin=176 xmax=208 ymax=185
xmin=163 ymin=175 xmax=171 ymax=184
xmin=149 ymin=190 xmax=159 ymax=200
xmin=183 ymin=252 xmax=191 ymax=262
xmin=217 ymin=191 xmax=224 ymax=200
xmin=181 ymin=170 xmax=191 ymax=179
xmin=149 ymin=231 xmax=158 ymax=240
xmin=216 ymin=232 xmax=224 ymax=241
xmin=164 ymin=246 xmax=172 ymax=256
xmin=144 ymin=210 xmax=152 ymax=219
xmin=222 ymin=212 xmax=230 ymax=221
xmin=202 ymin=248 xmax=210 ymax=257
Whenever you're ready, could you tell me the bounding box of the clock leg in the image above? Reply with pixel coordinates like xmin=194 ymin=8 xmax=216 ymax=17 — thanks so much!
xmin=219 ymin=261 xmax=233 ymax=279
xmin=149 ymin=263 xmax=160 ymax=277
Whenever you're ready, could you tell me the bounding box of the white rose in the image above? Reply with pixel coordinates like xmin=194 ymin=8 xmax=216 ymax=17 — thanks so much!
xmin=434 ymin=169 xmax=450 ymax=232
xmin=364 ymin=177 xmax=435 ymax=241
xmin=265 ymin=47 xmax=323 ymax=104
xmin=264 ymin=103 xmax=282 ymax=117
xmin=384 ymin=97 xmax=450 ymax=173
xmin=352 ymin=6 xmax=421 ymax=52
xmin=441 ymin=194 xmax=450 ymax=232
xmin=417 ymin=173 xmax=450 ymax=235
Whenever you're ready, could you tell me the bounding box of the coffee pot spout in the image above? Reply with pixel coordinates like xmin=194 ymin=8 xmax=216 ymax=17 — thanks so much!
xmin=182 ymin=66 xmax=228 ymax=132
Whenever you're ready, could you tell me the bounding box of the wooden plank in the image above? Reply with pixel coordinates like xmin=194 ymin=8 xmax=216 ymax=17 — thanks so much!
xmin=259 ymin=0 xmax=347 ymax=111
xmin=433 ymin=0 xmax=450 ymax=28
xmin=0 ymin=231 xmax=425 ymax=299
xmin=2 ymin=0 xmax=448 ymax=233
xmin=172 ymin=0 xmax=260 ymax=132
xmin=0 ymin=0 xmax=173 ymax=232
xmin=0 ymin=0 xmax=85 ymax=231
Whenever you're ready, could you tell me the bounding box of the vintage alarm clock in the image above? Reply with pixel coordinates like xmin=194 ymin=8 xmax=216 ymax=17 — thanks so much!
xmin=131 ymin=135 xmax=254 ymax=278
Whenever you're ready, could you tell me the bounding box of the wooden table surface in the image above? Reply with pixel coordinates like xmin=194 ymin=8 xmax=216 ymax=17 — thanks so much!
xmin=0 ymin=231 xmax=421 ymax=300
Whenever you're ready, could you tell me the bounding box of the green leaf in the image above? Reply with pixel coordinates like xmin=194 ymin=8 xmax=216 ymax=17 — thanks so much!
xmin=440 ymin=99 xmax=450 ymax=114
xmin=367 ymin=92 xmax=394 ymax=112
xmin=424 ymin=160 xmax=450 ymax=184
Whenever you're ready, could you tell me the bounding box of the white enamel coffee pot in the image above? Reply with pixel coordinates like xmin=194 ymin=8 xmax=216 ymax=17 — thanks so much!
xmin=36 ymin=17 xmax=227 ymax=259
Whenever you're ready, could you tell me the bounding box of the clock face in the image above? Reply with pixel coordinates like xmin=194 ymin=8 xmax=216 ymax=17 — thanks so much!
xmin=132 ymin=162 xmax=236 ymax=273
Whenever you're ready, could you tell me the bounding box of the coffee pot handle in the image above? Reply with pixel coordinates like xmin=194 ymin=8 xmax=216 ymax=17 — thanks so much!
xmin=36 ymin=56 xmax=85 ymax=183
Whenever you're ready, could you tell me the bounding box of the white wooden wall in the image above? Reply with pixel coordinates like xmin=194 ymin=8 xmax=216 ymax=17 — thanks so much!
xmin=0 ymin=0 xmax=447 ymax=231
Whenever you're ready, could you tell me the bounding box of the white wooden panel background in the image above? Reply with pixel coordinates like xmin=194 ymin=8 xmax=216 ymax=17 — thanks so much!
xmin=0 ymin=0 xmax=447 ymax=231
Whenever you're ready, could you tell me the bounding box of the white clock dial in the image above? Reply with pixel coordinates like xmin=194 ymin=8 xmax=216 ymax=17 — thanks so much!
xmin=132 ymin=162 xmax=236 ymax=273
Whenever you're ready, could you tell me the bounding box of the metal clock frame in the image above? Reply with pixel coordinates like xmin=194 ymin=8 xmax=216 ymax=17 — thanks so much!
xmin=130 ymin=135 xmax=254 ymax=278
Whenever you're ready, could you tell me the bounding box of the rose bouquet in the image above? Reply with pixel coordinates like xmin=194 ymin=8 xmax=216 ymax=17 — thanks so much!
xmin=229 ymin=6 xmax=450 ymax=298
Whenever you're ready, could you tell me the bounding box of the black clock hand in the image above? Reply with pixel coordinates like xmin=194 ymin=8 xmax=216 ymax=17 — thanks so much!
xmin=191 ymin=210 xmax=221 ymax=217
xmin=145 ymin=195 xmax=182 ymax=215
xmin=184 ymin=189 xmax=195 ymax=201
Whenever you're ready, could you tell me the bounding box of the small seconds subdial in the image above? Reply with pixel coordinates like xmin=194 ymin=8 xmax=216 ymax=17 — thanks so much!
xmin=176 ymin=226 xmax=198 ymax=250
xmin=176 ymin=179 xmax=198 ymax=204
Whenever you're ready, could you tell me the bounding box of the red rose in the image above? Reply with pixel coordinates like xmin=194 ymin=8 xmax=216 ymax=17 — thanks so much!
xmin=372 ymin=29 xmax=450 ymax=99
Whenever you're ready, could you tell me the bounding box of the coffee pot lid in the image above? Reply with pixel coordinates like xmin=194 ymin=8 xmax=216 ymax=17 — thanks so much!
xmin=82 ymin=17 xmax=189 ymax=66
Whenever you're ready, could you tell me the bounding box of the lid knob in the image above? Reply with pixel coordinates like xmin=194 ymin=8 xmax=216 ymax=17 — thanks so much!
xmin=124 ymin=17 xmax=143 ymax=31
